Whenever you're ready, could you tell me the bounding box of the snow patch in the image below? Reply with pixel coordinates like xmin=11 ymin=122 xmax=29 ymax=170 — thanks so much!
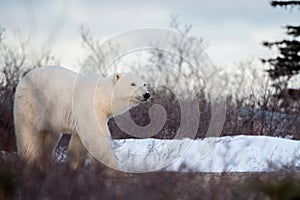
xmin=112 ymin=135 xmax=300 ymax=173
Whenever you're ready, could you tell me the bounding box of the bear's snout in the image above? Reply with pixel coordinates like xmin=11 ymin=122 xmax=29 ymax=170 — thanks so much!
xmin=143 ymin=92 xmax=150 ymax=100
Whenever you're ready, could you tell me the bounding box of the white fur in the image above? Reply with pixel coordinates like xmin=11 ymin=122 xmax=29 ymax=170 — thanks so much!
xmin=14 ymin=66 xmax=148 ymax=168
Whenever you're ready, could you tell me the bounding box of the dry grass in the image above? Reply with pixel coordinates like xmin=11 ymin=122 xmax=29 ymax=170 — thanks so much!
xmin=1 ymin=154 xmax=300 ymax=200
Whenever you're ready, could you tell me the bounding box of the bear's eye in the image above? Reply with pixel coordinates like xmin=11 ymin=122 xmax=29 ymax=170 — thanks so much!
xmin=144 ymin=84 xmax=146 ymax=86
xmin=131 ymin=83 xmax=136 ymax=86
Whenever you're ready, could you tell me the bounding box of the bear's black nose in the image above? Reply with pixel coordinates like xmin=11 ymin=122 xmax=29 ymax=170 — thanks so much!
xmin=143 ymin=92 xmax=150 ymax=100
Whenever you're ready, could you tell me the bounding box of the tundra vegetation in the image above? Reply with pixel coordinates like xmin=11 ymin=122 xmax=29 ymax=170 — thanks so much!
xmin=0 ymin=3 xmax=300 ymax=198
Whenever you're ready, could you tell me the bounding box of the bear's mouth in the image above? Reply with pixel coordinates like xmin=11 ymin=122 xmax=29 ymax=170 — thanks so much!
xmin=134 ymin=96 xmax=148 ymax=102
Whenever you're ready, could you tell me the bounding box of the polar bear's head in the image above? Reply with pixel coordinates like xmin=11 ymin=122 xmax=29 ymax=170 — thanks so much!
xmin=110 ymin=73 xmax=150 ymax=116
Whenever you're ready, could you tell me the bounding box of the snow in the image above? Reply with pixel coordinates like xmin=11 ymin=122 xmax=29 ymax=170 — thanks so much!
xmin=112 ymin=135 xmax=300 ymax=173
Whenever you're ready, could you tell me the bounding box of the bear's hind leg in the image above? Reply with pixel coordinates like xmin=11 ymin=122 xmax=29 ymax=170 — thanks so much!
xmin=42 ymin=131 xmax=60 ymax=164
xmin=16 ymin=126 xmax=43 ymax=164
xmin=68 ymin=134 xmax=88 ymax=169
xmin=16 ymin=127 xmax=58 ymax=165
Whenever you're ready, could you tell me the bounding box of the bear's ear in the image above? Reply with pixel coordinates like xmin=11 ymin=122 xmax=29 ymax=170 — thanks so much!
xmin=114 ymin=73 xmax=121 ymax=85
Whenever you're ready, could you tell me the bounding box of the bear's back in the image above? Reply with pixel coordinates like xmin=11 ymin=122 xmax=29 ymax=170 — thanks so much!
xmin=15 ymin=66 xmax=78 ymax=133
xmin=18 ymin=66 xmax=77 ymax=104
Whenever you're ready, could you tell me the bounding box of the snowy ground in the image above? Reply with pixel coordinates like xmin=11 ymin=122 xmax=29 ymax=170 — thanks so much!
xmin=112 ymin=135 xmax=300 ymax=173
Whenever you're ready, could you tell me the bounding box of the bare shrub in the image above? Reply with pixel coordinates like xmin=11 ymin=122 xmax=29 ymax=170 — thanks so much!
xmin=221 ymin=60 xmax=300 ymax=138
xmin=79 ymin=26 xmax=120 ymax=76
xmin=79 ymin=18 xmax=300 ymax=140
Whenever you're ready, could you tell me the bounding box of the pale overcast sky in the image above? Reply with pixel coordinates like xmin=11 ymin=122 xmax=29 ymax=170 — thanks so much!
xmin=0 ymin=0 xmax=300 ymax=73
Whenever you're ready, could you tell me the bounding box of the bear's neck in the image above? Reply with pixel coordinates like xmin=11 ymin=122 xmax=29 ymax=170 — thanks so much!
xmin=93 ymin=77 xmax=114 ymax=118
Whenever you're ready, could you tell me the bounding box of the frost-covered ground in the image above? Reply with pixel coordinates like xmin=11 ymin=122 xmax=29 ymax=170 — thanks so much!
xmin=112 ymin=135 xmax=300 ymax=173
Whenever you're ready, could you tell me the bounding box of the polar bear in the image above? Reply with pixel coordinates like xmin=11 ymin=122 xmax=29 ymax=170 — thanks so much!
xmin=14 ymin=66 xmax=150 ymax=169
